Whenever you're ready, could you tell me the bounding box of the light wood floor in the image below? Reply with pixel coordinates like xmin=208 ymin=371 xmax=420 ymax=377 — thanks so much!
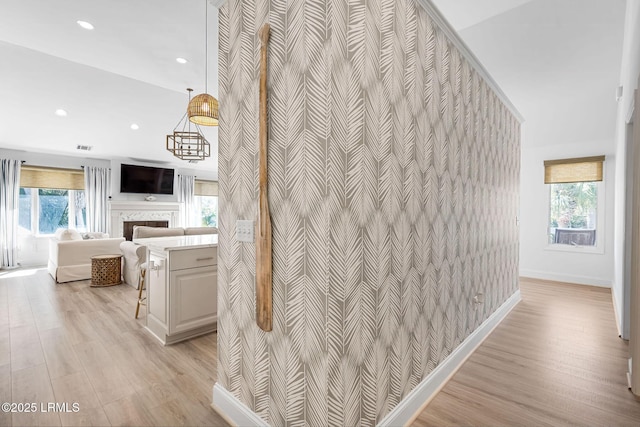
xmin=3 ymin=270 xmax=640 ymax=427
xmin=414 ymin=277 xmax=640 ymax=427
xmin=0 ymin=267 xmax=228 ymax=427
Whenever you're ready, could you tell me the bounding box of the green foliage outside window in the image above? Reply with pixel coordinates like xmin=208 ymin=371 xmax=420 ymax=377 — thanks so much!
xmin=19 ymin=188 xmax=32 ymax=231
xmin=19 ymin=188 xmax=86 ymax=234
xmin=39 ymin=189 xmax=69 ymax=234
xmin=200 ymin=197 xmax=218 ymax=227
xmin=549 ymin=182 xmax=597 ymax=244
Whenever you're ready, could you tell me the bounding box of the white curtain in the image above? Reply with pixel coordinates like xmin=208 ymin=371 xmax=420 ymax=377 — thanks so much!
xmin=177 ymin=174 xmax=195 ymax=227
xmin=84 ymin=167 xmax=111 ymax=233
xmin=0 ymin=159 xmax=21 ymax=268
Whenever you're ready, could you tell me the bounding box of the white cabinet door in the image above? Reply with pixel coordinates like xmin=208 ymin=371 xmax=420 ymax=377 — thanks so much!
xmin=147 ymin=253 xmax=168 ymax=324
xmin=169 ymin=265 xmax=217 ymax=334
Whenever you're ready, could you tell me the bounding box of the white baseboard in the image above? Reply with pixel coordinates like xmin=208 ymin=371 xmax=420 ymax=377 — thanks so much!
xmin=211 ymin=291 xmax=522 ymax=427
xmin=212 ymin=383 xmax=268 ymax=427
xmin=611 ymin=284 xmax=622 ymax=337
xmin=377 ymin=289 xmax=521 ymax=427
xmin=520 ymin=269 xmax=612 ymax=288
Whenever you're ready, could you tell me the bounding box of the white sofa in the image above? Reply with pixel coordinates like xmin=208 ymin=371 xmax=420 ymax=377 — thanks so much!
xmin=120 ymin=226 xmax=218 ymax=288
xmin=47 ymin=229 xmax=125 ymax=283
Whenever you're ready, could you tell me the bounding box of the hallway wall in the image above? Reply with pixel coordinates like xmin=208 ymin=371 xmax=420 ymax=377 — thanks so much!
xmin=216 ymin=0 xmax=520 ymax=424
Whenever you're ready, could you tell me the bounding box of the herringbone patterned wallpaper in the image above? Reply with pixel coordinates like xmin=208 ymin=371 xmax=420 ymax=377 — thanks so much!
xmin=218 ymin=0 xmax=520 ymax=425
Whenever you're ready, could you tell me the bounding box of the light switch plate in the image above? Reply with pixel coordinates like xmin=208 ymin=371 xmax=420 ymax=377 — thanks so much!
xmin=236 ymin=220 xmax=254 ymax=243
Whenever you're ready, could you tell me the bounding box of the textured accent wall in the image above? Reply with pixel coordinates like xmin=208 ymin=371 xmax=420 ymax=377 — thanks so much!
xmin=218 ymin=0 xmax=521 ymax=425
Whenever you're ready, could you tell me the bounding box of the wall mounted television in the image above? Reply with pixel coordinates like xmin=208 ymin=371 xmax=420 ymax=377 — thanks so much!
xmin=120 ymin=163 xmax=175 ymax=195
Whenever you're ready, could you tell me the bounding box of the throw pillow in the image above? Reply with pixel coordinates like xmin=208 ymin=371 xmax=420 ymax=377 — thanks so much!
xmin=82 ymin=232 xmax=106 ymax=240
xmin=56 ymin=229 xmax=82 ymax=241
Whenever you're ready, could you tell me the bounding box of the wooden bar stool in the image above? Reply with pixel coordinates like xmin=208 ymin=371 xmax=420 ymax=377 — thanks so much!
xmin=134 ymin=262 xmax=148 ymax=319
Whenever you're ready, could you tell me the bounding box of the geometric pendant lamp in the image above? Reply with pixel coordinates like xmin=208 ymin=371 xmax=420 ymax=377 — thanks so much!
xmin=167 ymin=88 xmax=211 ymax=161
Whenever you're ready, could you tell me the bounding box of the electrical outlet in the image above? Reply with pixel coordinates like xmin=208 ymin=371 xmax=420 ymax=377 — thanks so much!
xmin=473 ymin=293 xmax=485 ymax=305
xmin=236 ymin=220 xmax=255 ymax=243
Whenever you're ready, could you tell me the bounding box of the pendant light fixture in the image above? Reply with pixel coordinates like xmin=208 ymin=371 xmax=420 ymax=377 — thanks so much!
xmin=167 ymin=89 xmax=211 ymax=161
xmin=188 ymin=0 xmax=219 ymax=126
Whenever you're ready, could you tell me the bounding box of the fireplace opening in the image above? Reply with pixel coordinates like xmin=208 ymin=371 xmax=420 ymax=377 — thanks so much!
xmin=123 ymin=221 xmax=168 ymax=241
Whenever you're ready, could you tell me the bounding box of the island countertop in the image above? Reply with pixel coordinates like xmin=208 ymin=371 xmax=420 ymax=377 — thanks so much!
xmin=133 ymin=234 xmax=218 ymax=252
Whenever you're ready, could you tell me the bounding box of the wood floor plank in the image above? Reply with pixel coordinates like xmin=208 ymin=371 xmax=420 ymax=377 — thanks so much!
xmin=56 ymin=407 xmax=111 ymax=427
xmin=51 ymin=370 xmax=100 ymax=407
xmin=72 ymin=339 xmax=116 ymax=372
xmin=106 ymin=337 xmax=178 ymax=391
xmin=0 ymin=279 xmax=9 ymax=329
xmin=61 ymin=311 xmax=98 ymax=346
xmin=10 ymin=325 xmax=45 ymax=372
xmin=50 ymin=371 xmax=106 ymax=426
xmin=1 ymin=268 xmax=229 ymax=426
xmin=130 ymin=376 xmax=184 ymax=412
xmin=0 ymin=329 xmax=10 ymax=368
xmin=413 ymin=278 xmax=640 ymax=427
xmin=23 ymin=268 xmax=639 ymax=426
xmin=0 ymin=364 xmax=11 ymax=427
xmin=8 ymin=298 xmax=34 ymax=329
xmin=101 ymin=392 xmax=156 ymax=427
xmin=11 ymin=364 xmax=61 ymax=426
xmin=40 ymin=328 xmax=83 ymax=380
xmin=83 ymin=364 xmax=136 ymax=406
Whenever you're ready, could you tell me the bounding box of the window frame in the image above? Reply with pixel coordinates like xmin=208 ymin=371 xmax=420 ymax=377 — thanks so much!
xmin=193 ymin=194 xmax=218 ymax=228
xmin=193 ymin=179 xmax=218 ymax=228
xmin=19 ymin=188 xmax=86 ymax=236
xmin=544 ymin=179 xmax=605 ymax=254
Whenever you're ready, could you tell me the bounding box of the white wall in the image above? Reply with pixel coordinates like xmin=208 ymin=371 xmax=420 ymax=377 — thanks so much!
xmin=109 ymin=158 xmax=179 ymax=203
xmin=612 ymin=1 xmax=640 ymax=339
xmin=0 ymin=148 xmax=213 ymax=267
xmin=520 ymin=139 xmax=616 ymax=287
xmin=109 ymin=158 xmax=217 ymax=203
xmin=0 ymin=148 xmax=110 ymax=267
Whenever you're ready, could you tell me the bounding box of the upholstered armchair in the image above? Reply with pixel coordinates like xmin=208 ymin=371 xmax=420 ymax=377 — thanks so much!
xmin=120 ymin=241 xmax=147 ymax=289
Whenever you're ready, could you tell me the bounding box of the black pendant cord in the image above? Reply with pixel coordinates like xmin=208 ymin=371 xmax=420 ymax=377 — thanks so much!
xmin=204 ymin=0 xmax=208 ymax=94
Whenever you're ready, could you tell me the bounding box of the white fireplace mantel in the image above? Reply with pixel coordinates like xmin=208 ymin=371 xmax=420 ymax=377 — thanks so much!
xmin=109 ymin=201 xmax=180 ymax=238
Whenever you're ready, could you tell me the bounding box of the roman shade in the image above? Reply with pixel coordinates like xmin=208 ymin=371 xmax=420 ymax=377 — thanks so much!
xmin=195 ymin=180 xmax=218 ymax=196
xmin=20 ymin=166 xmax=84 ymax=190
xmin=544 ymin=156 xmax=605 ymax=184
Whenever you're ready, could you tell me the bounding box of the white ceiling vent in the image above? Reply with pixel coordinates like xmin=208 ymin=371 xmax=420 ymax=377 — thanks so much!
xmin=76 ymin=145 xmax=93 ymax=151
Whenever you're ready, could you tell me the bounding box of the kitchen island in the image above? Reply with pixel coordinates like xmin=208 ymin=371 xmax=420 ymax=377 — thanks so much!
xmin=134 ymin=234 xmax=218 ymax=345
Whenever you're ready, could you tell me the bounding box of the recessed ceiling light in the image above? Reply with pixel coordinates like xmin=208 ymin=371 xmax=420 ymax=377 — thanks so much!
xmin=77 ymin=20 xmax=94 ymax=30
xmin=55 ymin=109 xmax=67 ymax=117
xmin=176 ymin=57 xmax=188 ymax=64
xmin=130 ymin=123 xmax=140 ymax=130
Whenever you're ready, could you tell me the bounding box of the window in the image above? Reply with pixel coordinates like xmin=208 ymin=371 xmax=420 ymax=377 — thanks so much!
xmin=18 ymin=166 xmax=86 ymax=235
xmin=548 ymin=183 xmax=597 ymax=245
xmin=19 ymin=188 xmax=32 ymax=232
xmin=194 ymin=195 xmax=218 ymax=227
xmin=544 ymin=156 xmax=604 ymax=249
xmin=194 ymin=180 xmax=218 ymax=227
xmin=19 ymin=188 xmax=86 ymax=235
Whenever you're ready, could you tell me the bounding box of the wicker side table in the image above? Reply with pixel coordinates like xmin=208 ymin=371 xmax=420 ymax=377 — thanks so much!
xmin=91 ymin=254 xmax=122 ymax=287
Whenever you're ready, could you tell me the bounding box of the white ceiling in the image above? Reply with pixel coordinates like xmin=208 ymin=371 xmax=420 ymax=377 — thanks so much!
xmin=0 ymin=0 xmax=628 ymax=174
xmin=0 ymin=0 xmax=219 ymax=173
xmin=432 ymin=0 xmax=626 ymax=149
xmin=431 ymin=0 xmax=537 ymax=31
